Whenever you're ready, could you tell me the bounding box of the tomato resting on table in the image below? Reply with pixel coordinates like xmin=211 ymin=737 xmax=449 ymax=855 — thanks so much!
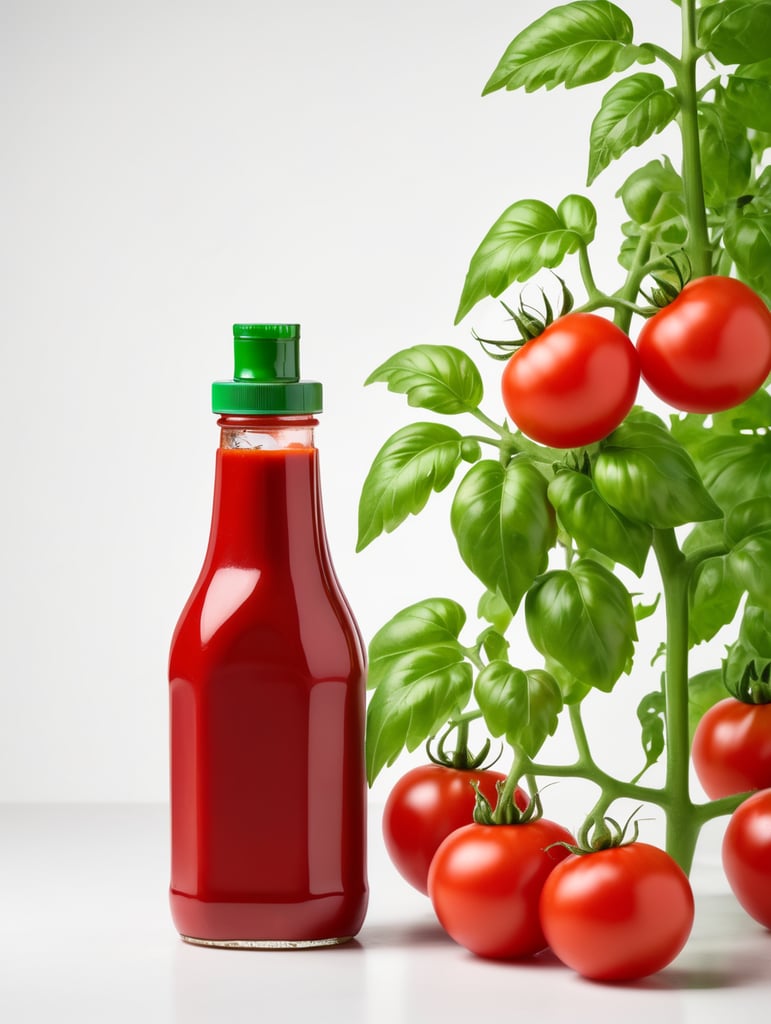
xmin=539 ymin=842 xmax=694 ymax=981
xmin=691 ymin=697 xmax=771 ymax=799
xmin=500 ymin=312 xmax=639 ymax=448
xmin=382 ymin=764 xmax=527 ymax=894
xmin=635 ymin=276 xmax=771 ymax=413
xmin=427 ymin=817 xmax=574 ymax=959
xmin=722 ymin=789 xmax=771 ymax=929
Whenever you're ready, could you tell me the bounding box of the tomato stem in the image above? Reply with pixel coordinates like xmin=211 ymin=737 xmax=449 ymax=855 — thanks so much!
xmin=677 ymin=0 xmax=712 ymax=278
xmin=653 ymin=528 xmax=700 ymax=874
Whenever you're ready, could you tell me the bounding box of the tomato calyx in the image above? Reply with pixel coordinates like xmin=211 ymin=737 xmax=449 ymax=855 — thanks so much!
xmin=726 ymin=657 xmax=771 ymax=706
xmin=472 ymin=277 xmax=575 ymax=360
xmin=639 ymin=252 xmax=691 ymax=313
xmin=426 ymin=718 xmax=501 ymax=772
xmin=554 ymin=807 xmax=644 ymax=856
xmin=472 ymin=780 xmax=541 ymax=826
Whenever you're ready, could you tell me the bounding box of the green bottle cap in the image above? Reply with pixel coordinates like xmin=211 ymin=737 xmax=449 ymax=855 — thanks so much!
xmin=212 ymin=323 xmax=323 ymax=414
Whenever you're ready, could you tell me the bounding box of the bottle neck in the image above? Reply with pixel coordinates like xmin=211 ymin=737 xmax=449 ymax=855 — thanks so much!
xmin=205 ymin=415 xmax=325 ymax=568
xmin=217 ymin=414 xmax=319 ymax=452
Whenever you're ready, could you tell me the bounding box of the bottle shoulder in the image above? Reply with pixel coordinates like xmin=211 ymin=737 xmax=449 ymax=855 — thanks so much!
xmin=169 ymin=561 xmax=365 ymax=680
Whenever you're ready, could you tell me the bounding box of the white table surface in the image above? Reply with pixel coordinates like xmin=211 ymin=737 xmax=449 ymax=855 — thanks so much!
xmin=1 ymin=803 xmax=770 ymax=1022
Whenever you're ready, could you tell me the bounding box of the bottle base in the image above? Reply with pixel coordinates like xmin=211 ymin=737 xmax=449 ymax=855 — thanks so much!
xmin=181 ymin=934 xmax=353 ymax=950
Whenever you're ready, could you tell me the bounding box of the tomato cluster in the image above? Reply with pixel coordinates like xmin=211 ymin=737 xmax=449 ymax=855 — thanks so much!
xmin=383 ymin=765 xmax=699 ymax=979
xmin=500 ymin=277 xmax=771 ymax=448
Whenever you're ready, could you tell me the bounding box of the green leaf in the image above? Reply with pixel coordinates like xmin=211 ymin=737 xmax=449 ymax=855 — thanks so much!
xmin=483 ymin=1 xmax=637 ymax=95
xmin=365 ymin=344 xmax=484 ymax=415
xmin=357 ymin=423 xmax=477 ymax=550
xmin=724 ymin=61 xmax=771 ymax=133
xmin=616 ymin=158 xmax=688 ymax=270
xmin=548 ymin=468 xmax=652 ymax=576
xmin=451 ymin=458 xmax=556 ymax=613
xmin=587 ymin=74 xmax=679 ymax=185
xmin=545 ymin=658 xmax=592 ymax=704
xmin=688 ymin=555 xmax=743 ymax=646
xmin=699 ymin=102 xmax=752 ymax=208
xmin=637 ymin=690 xmax=665 ymax=774
xmin=634 ymin=593 xmax=660 ymax=622
xmin=525 ymin=558 xmax=637 ymax=692
xmin=688 ymin=669 xmax=728 ymax=741
xmin=478 ymin=627 xmax=510 ymax=663
xmin=477 ymin=589 xmax=514 ymax=634
xmin=474 ymin=662 xmax=562 ymax=757
xmin=698 ymin=1 xmax=771 ymax=66
xmin=454 ymin=196 xmax=596 ymax=323
xmin=724 ymin=178 xmax=771 ymax=301
xmin=594 ymin=420 xmax=722 ymax=528
xmin=740 ymin=604 xmax=771 ymax=659
xmin=693 ymin=431 xmax=771 ymax=513
xmin=617 ymin=156 xmax=684 ymax=226
xmin=365 ymin=598 xmax=472 ymax=782
xmin=729 ymin=533 xmax=771 ymax=611
xmin=725 ymin=496 xmax=771 ymax=545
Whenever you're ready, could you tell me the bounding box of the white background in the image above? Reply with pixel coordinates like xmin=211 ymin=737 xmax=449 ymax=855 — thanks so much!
xmin=1 ymin=0 xmax=716 ymax=827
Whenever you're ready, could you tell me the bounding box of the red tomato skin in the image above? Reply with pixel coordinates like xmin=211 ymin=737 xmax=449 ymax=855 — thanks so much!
xmin=722 ymin=789 xmax=771 ymax=928
xmin=636 ymin=276 xmax=771 ymax=413
xmin=692 ymin=698 xmax=771 ymax=799
xmin=427 ymin=819 xmax=575 ymax=959
xmin=382 ymin=765 xmax=527 ymax=895
xmin=500 ymin=313 xmax=639 ymax=448
xmin=539 ymin=843 xmax=694 ymax=981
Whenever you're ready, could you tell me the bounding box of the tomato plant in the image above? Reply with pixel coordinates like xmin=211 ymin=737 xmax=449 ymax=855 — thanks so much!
xmin=636 ymin=277 xmax=771 ymax=414
xmin=692 ymin=698 xmax=771 ymax=799
xmin=428 ymin=816 xmax=574 ymax=959
xmin=540 ymin=841 xmax=694 ymax=981
xmin=357 ymin=0 xmax=771 ymax=981
xmin=500 ymin=313 xmax=639 ymax=447
xmin=382 ymin=763 xmax=527 ymax=894
xmin=722 ymin=789 xmax=771 ymax=929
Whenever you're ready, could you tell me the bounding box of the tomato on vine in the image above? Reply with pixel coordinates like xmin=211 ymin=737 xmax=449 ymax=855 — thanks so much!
xmin=636 ymin=277 xmax=771 ymax=414
xmin=427 ymin=810 xmax=574 ymax=959
xmin=692 ymin=697 xmax=771 ymax=799
xmin=540 ymin=838 xmax=694 ymax=981
xmin=382 ymin=763 xmax=526 ymax=894
xmin=722 ymin=789 xmax=771 ymax=930
xmin=500 ymin=312 xmax=639 ymax=448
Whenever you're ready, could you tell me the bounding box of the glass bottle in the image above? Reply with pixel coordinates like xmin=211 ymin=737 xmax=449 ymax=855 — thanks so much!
xmin=168 ymin=323 xmax=368 ymax=947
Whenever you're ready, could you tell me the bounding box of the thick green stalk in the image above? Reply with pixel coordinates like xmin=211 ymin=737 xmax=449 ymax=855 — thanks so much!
xmin=677 ymin=0 xmax=712 ymax=277
xmin=653 ymin=528 xmax=700 ymax=873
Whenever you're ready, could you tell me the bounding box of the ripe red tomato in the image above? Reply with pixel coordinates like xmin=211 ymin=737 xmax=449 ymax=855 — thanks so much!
xmin=382 ymin=764 xmax=527 ymax=894
xmin=692 ymin=698 xmax=771 ymax=799
xmin=539 ymin=843 xmax=694 ymax=981
xmin=636 ymin=276 xmax=771 ymax=413
xmin=427 ymin=818 xmax=574 ymax=959
xmin=722 ymin=789 xmax=771 ymax=928
xmin=500 ymin=312 xmax=639 ymax=448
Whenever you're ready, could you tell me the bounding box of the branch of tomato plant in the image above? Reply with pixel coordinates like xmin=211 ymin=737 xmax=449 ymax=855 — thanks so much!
xmin=674 ymin=0 xmax=711 ymax=278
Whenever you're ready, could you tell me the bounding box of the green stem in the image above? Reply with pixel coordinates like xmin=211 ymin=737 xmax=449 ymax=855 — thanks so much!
xmin=464 ymin=433 xmax=505 ymax=450
xmin=653 ymin=528 xmax=700 ymax=873
xmin=494 ymin=749 xmax=529 ymax=824
xmin=470 ymin=408 xmax=507 ymax=436
xmin=677 ymin=0 xmax=712 ymax=277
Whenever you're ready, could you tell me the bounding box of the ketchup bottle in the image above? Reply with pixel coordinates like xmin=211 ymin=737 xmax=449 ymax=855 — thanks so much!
xmin=168 ymin=323 xmax=368 ymax=948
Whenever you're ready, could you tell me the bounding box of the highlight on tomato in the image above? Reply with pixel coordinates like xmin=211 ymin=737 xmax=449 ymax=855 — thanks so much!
xmin=636 ymin=276 xmax=771 ymax=414
xmin=427 ymin=806 xmax=574 ymax=959
xmin=722 ymin=789 xmax=771 ymax=929
xmin=692 ymin=697 xmax=771 ymax=800
xmin=539 ymin=838 xmax=694 ymax=982
xmin=382 ymin=762 xmax=527 ymax=895
xmin=500 ymin=312 xmax=640 ymax=448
